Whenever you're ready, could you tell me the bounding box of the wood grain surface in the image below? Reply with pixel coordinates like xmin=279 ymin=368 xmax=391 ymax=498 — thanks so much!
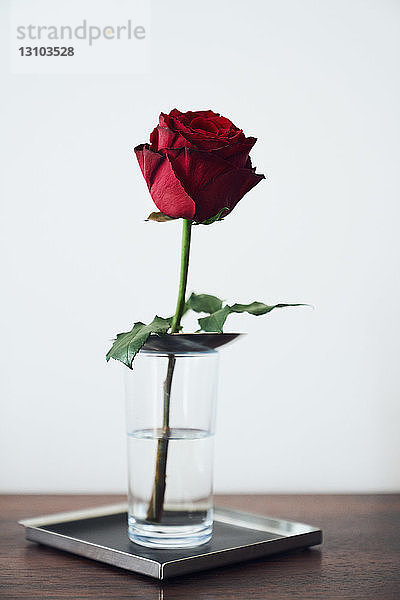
xmin=1 ymin=494 xmax=399 ymax=599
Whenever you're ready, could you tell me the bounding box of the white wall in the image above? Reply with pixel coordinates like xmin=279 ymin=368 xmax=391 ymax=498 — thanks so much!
xmin=1 ymin=0 xmax=399 ymax=493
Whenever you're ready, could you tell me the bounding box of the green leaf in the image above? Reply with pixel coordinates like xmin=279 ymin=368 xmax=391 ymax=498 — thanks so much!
xmin=186 ymin=292 xmax=223 ymax=314
xmin=195 ymin=207 xmax=229 ymax=225
xmin=197 ymin=302 xmax=307 ymax=332
xmin=197 ymin=306 xmax=231 ymax=332
xmin=146 ymin=212 xmax=176 ymax=223
xmin=106 ymin=315 xmax=171 ymax=369
xmin=230 ymin=302 xmax=306 ymax=316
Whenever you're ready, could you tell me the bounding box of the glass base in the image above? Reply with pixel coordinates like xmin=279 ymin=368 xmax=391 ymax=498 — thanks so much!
xmin=128 ymin=517 xmax=213 ymax=549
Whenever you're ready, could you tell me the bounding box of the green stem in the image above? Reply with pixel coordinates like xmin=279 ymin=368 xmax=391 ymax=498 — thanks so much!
xmin=146 ymin=219 xmax=192 ymax=522
xmin=171 ymin=219 xmax=192 ymax=333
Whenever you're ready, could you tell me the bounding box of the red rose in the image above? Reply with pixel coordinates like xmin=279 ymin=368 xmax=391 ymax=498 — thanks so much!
xmin=134 ymin=109 xmax=265 ymax=223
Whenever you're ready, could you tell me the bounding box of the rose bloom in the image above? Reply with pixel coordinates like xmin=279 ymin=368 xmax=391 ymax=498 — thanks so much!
xmin=134 ymin=109 xmax=265 ymax=223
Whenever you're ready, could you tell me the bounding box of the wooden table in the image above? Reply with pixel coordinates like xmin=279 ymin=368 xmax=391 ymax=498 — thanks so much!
xmin=1 ymin=494 xmax=399 ymax=599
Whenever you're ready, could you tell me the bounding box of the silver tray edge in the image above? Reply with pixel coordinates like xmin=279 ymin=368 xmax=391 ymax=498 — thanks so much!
xmin=24 ymin=526 xmax=161 ymax=578
xmin=162 ymin=530 xmax=322 ymax=579
xmin=20 ymin=504 xmax=322 ymax=580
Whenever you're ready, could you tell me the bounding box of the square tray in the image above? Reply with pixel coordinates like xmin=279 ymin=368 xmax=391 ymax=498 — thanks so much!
xmin=19 ymin=504 xmax=322 ymax=580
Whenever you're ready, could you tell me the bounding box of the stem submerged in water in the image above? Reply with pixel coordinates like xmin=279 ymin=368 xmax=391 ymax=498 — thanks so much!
xmin=146 ymin=354 xmax=175 ymax=522
xmin=146 ymin=219 xmax=192 ymax=522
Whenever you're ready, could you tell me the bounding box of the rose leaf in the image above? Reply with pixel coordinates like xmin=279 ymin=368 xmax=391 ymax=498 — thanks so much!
xmin=186 ymin=292 xmax=223 ymax=314
xmin=106 ymin=315 xmax=171 ymax=368
xmin=197 ymin=302 xmax=308 ymax=332
xmin=197 ymin=306 xmax=231 ymax=333
xmin=146 ymin=212 xmax=177 ymax=223
xmin=230 ymin=302 xmax=307 ymax=316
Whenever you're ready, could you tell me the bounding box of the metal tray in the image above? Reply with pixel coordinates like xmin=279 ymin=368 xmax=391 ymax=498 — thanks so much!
xmin=19 ymin=504 xmax=322 ymax=580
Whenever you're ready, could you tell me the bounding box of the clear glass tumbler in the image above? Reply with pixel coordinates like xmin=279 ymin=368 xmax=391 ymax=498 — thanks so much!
xmin=125 ymin=339 xmax=219 ymax=548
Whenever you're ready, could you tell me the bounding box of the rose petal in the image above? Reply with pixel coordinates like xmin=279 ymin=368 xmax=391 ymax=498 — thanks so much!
xmin=170 ymin=109 xmax=218 ymax=121
xmin=210 ymin=115 xmax=239 ymax=133
xmin=149 ymin=126 xmax=159 ymax=151
xmin=193 ymin=166 xmax=264 ymax=223
xmin=212 ymin=136 xmax=256 ymax=168
xmin=134 ymin=144 xmax=195 ymax=219
xmin=152 ymin=125 xmax=193 ymax=151
xmin=180 ymin=135 xmax=238 ymax=151
xmin=164 ymin=147 xmax=265 ymax=222
xmin=189 ymin=117 xmax=219 ymax=134
xmin=157 ymin=110 xmax=247 ymax=152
